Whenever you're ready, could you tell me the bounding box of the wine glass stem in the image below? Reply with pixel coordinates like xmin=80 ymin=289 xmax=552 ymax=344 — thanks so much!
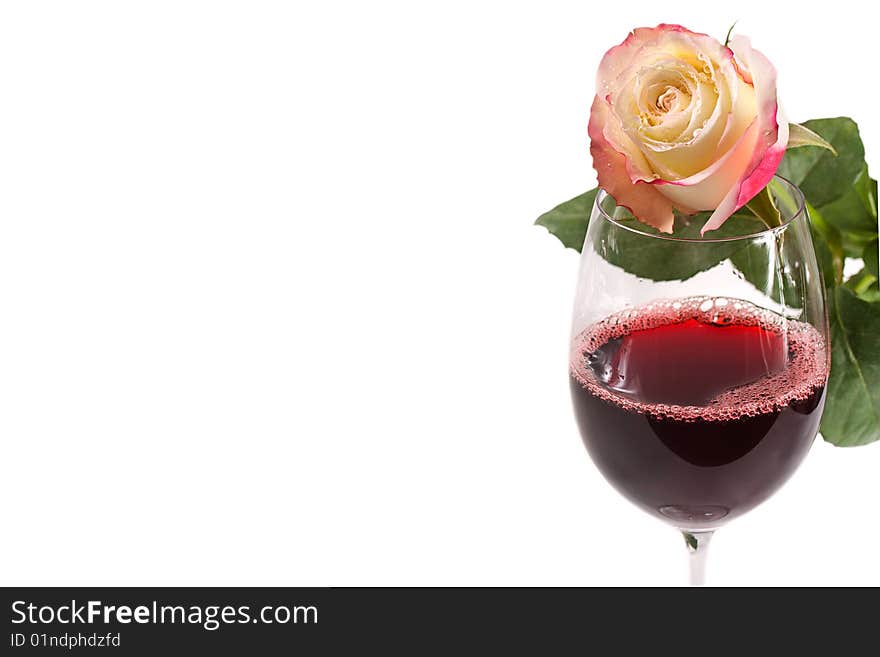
xmin=682 ymin=530 xmax=714 ymax=586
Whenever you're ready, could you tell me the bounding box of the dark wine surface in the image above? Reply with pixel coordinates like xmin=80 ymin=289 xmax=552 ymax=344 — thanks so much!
xmin=569 ymin=297 xmax=827 ymax=529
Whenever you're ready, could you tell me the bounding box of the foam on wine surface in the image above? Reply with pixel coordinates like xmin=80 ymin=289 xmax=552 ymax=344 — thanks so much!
xmin=570 ymin=296 xmax=827 ymax=422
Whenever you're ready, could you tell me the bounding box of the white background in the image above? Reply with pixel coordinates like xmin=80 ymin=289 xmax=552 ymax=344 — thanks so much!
xmin=1 ymin=1 xmax=877 ymax=586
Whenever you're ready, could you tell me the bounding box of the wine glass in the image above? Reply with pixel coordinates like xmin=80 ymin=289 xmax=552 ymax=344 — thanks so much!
xmin=569 ymin=176 xmax=829 ymax=585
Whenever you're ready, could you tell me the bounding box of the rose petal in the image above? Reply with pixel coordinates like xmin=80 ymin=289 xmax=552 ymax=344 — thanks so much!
xmin=634 ymin=55 xmax=731 ymax=179
xmin=589 ymin=95 xmax=675 ymax=232
xmin=596 ymin=24 xmax=711 ymax=93
xmin=651 ymin=115 xmax=759 ymax=209
xmin=700 ymin=36 xmax=787 ymax=234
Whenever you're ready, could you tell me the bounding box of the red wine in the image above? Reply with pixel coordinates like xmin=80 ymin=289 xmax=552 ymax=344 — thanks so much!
xmin=569 ymin=297 xmax=827 ymax=529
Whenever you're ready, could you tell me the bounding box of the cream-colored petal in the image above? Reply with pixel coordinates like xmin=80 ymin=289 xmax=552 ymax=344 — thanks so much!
xmin=653 ymin=118 xmax=760 ymax=211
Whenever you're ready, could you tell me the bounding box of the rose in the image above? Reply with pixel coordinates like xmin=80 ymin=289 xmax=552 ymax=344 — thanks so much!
xmin=589 ymin=24 xmax=788 ymax=234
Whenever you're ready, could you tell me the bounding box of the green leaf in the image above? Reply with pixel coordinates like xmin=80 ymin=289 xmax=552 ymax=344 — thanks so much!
xmin=534 ymin=188 xmax=597 ymax=251
xmin=745 ymin=185 xmax=781 ymax=228
xmin=858 ymin=283 xmax=880 ymax=303
xmin=844 ymin=263 xmax=880 ymax=303
xmin=810 ymin=222 xmax=838 ymax=290
xmin=777 ymin=118 xmax=865 ymax=208
xmin=841 ymin=230 xmax=877 ymax=259
xmin=787 ymin=122 xmax=838 ymax=154
xmin=814 ymin=165 xmax=877 ymax=235
xmin=807 ymin=202 xmax=844 ymax=285
xmin=821 ymin=287 xmax=880 ymax=446
xmin=603 ymin=212 xmax=766 ymax=281
xmin=778 ymin=118 xmax=877 ymax=237
xmin=731 ymin=200 xmax=845 ymax=299
xmin=862 ymin=173 xmax=878 ymax=219
xmin=864 ymin=238 xmax=879 ymax=278
xmin=537 ymin=189 xmax=777 ymax=282
xmin=845 ymin=268 xmax=877 ymax=296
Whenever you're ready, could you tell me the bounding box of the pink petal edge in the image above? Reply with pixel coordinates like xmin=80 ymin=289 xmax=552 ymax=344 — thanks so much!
xmin=589 ymin=96 xmax=675 ymax=232
xmin=700 ymin=36 xmax=786 ymax=235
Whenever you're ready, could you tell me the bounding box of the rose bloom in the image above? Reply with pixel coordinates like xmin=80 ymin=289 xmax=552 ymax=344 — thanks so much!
xmin=589 ymin=24 xmax=788 ymax=234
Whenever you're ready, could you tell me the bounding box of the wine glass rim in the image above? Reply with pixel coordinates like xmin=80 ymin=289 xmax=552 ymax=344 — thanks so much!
xmin=594 ymin=175 xmax=807 ymax=244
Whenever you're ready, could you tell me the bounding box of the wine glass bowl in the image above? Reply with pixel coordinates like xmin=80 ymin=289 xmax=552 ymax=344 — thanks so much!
xmin=568 ymin=176 xmax=829 ymax=582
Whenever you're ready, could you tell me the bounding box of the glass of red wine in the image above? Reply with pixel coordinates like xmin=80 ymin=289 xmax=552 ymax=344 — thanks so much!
xmin=569 ymin=176 xmax=829 ymax=585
